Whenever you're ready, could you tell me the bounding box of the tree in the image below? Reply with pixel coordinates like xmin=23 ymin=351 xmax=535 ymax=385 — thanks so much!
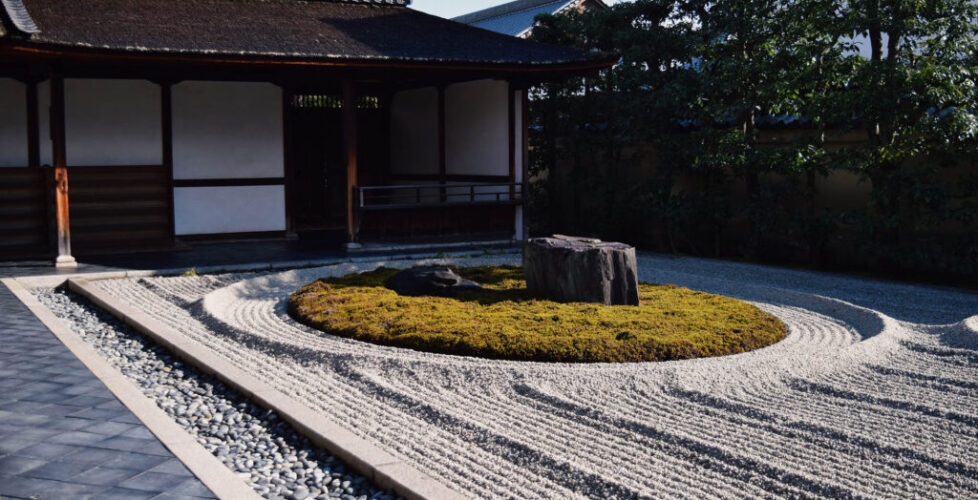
xmin=527 ymin=0 xmax=978 ymax=279
xmin=530 ymin=0 xmax=698 ymax=241
xmin=838 ymin=0 xmax=978 ymax=264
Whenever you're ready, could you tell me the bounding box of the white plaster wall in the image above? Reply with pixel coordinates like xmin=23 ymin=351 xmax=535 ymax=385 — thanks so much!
xmin=174 ymin=186 xmax=286 ymax=235
xmin=0 ymin=78 xmax=28 ymax=167
xmin=38 ymin=80 xmax=51 ymax=166
xmin=390 ymin=87 xmax=439 ymax=175
xmin=445 ymin=79 xmax=509 ymax=177
xmin=65 ymin=79 xmax=162 ymax=166
xmin=172 ymin=81 xmax=283 ymax=179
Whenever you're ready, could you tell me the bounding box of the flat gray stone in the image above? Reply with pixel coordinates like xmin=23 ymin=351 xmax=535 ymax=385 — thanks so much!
xmin=384 ymin=267 xmax=482 ymax=297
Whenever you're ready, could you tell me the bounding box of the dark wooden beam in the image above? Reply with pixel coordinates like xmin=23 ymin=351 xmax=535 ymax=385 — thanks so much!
xmin=521 ymin=88 xmax=530 ymax=240
xmin=438 ymin=85 xmax=447 ymax=202
xmin=1 ymin=42 xmax=616 ymax=80
xmin=173 ymin=178 xmax=285 ymax=188
xmin=161 ymin=82 xmax=175 ymax=242
xmin=343 ymin=79 xmax=359 ymax=243
xmin=389 ymin=174 xmax=512 ymax=183
xmin=508 ymin=83 xmax=517 ymax=201
xmin=178 ymin=230 xmax=287 ymax=242
xmin=281 ymin=86 xmax=295 ymax=236
xmin=50 ymin=73 xmax=76 ymax=267
xmin=381 ymin=91 xmax=393 ymax=187
xmin=26 ymin=79 xmax=39 ymax=168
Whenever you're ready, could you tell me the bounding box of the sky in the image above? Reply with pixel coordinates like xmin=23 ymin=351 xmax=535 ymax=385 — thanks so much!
xmin=410 ymin=1 xmax=874 ymax=57
xmin=411 ymin=0 xmax=627 ymax=19
xmin=410 ymin=0 xmax=511 ymax=18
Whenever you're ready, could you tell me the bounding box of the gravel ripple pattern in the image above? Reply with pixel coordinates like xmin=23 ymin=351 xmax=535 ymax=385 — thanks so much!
xmin=77 ymin=254 xmax=978 ymax=499
xmin=35 ymin=285 xmax=398 ymax=500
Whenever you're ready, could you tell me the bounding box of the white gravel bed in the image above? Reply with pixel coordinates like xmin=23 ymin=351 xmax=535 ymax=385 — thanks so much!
xmin=35 ymin=287 xmax=400 ymax=500
xmin=72 ymin=253 xmax=978 ymax=499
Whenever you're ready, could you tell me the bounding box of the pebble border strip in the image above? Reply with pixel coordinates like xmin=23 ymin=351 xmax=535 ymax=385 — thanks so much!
xmin=35 ymin=286 xmax=399 ymax=500
xmin=67 ymin=277 xmax=464 ymax=500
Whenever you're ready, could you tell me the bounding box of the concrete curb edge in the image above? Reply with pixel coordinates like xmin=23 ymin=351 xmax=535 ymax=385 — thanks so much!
xmin=1 ymin=277 xmax=264 ymax=500
xmin=66 ymin=277 xmax=465 ymax=500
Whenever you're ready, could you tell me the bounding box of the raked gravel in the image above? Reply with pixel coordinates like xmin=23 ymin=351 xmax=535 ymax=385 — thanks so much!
xmin=42 ymin=253 xmax=978 ymax=499
xmin=36 ymin=287 xmax=399 ymax=500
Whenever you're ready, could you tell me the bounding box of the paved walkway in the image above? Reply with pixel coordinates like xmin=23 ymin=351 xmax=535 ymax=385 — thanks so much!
xmin=0 ymin=239 xmax=498 ymax=500
xmin=0 ymin=285 xmax=216 ymax=500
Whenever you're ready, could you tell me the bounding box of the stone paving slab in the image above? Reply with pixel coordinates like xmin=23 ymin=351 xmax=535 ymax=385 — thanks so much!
xmin=0 ymin=284 xmax=216 ymax=500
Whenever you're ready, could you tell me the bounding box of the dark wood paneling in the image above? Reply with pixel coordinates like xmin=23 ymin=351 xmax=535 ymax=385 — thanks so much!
xmin=162 ymin=83 xmax=175 ymax=240
xmin=389 ymin=174 xmax=511 ymax=183
xmin=178 ymin=230 xmax=287 ymax=242
xmin=68 ymin=165 xmax=173 ymax=254
xmin=359 ymin=205 xmax=515 ymax=241
xmin=0 ymin=168 xmax=52 ymax=258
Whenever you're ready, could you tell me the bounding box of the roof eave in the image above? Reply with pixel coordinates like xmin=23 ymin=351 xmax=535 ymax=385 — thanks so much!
xmin=453 ymin=0 xmax=564 ymax=25
xmin=0 ymin=0 xmax=40 ymax=35
xmin=1 ymin=39 xmax=616 ymax=77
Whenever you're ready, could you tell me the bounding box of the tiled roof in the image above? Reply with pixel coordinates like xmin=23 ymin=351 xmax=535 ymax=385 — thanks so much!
xmin=0 ymin=0 xmax=608 ymax=67
xmin=454 ymin=0 xmax=605 ymax=37
xmin=0 ymin=0 xmax=39 ymax=34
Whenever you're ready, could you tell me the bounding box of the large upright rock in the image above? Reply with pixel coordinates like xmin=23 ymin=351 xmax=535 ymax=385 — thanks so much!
xmin=523 ymin=235 xmax=640 ymax=306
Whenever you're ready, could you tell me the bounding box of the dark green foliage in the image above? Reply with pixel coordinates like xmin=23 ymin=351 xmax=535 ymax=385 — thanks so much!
xmin=528 ymin=0 xmax=978 ymax=282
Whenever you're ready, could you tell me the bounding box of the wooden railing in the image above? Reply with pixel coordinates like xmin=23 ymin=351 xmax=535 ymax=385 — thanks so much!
xmin=357 ymin=182 xmax=523 ymax=211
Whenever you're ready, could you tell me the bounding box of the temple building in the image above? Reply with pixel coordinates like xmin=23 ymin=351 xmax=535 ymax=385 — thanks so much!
xmin=0 ymin=0 xmax=612 ymax=266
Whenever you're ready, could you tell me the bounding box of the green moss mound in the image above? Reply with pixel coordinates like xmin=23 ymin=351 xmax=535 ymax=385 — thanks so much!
xmin=288 ymin=266 xmax=787 ymax=363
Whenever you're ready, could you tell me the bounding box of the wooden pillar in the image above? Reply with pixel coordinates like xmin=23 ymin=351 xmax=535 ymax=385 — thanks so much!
xmin=437 ymin=85 xmax=447 ymax=202
xmin=281 ymin=86 xmax=296 ymax=236
xmin=521 ymin=87 xmax=530 ymax=241
xmin=26 ymin=80 xmax=40 ymax=168
xmin=508 ymin=83 xmax=517 ymax=200
xmin=161 ymin=82 xmax=175 ymax=243
xmin=343 ymin=79 xmax=359 ymax=245
xmin=50 ymin=74 xmax=76 ymax=268
xmin=380 ymin=91 xmax=393 ymax=187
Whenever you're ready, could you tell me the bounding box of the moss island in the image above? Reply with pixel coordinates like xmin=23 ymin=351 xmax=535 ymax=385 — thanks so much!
xmin=288 ymin=265 xmax=786 ymax=363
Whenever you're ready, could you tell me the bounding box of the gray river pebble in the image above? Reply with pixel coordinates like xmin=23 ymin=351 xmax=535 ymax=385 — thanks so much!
xmin=36 ymin=287 xmax=400 ymax=500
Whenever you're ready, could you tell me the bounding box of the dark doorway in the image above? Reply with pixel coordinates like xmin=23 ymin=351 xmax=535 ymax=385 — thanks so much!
xmin=286 ymin=92 xmax=389 ymax=243
xmin=287 ymin=94 xmax=347 ymax=238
